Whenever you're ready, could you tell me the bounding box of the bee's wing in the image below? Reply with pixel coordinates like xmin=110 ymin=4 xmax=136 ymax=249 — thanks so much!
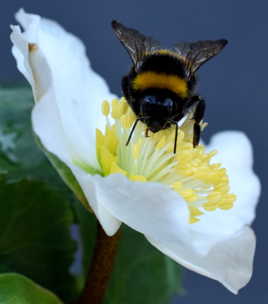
xmin=174 ymin=39 xmax=228 ymax=78
xmin=111 ymin=20 xmax=160 ymax=69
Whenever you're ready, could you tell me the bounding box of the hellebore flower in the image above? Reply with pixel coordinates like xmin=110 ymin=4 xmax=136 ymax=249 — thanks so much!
xmin=11 ymin=9 xmax=260 ymax=294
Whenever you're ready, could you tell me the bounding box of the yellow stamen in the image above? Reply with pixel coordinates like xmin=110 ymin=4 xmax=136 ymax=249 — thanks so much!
xmin=111 ymin=99 xmax=122 ymax=119
xmin=102 ymin=100 xmax=110 ymax=116
xmin=96 ymin=97 xmax=236 ymax=223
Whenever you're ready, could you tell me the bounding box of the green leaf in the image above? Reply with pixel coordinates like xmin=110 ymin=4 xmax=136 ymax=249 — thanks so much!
xmin=0 ymin=84 xmax=61 ymax=184
xmin=0 ymin=85 xmax=84 ymax=302
xmin=0 ymin=273 xmax=63 ymax=304
xmin=0 ymin=176 xmax=78 ymax=302
xmin=75 ymin=205 xmax=182 ymax=304
xmin=0 ymin=84 xmax=89 ymax=209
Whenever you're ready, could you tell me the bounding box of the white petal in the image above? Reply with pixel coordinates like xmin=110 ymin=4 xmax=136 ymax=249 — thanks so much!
xmin=70 ymin=168 xmax=122 ymax=236
xmin=74 ymin=173 xmax=227 ymax=254
xmin=80 ymin=173 xmax=195 ymax=245
xmin=11 ymin=10 xmax=121 ymax=231
xmin=32 ymin=89 xmax=72 ymax=162
xmin=144 ymin=132 xmax=259 ymax=292
xmin=148 ymin=226 xmax=256 ymax=294
xmin=190 ymin=131 xmax=260 ymax=242
xmin=69 ymin=171 xmax=256 ymax=292
xmin=11 ymin=9 xmax=116 ymax=169
xmin=10 ymin=25 xmax=35 ymax=89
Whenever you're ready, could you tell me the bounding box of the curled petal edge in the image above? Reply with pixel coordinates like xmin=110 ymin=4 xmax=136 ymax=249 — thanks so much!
xmin=147 ymin=226 xmax=256 ymax=294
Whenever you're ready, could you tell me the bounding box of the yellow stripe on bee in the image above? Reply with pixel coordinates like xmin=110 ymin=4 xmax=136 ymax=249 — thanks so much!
xmin=154 ymin=49 xmax=177 ymax=56
xmin=132 ymin=72 xmax=188 ymax=98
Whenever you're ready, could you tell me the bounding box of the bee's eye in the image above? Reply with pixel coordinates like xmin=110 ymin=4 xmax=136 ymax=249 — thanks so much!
xmin=143 ymin=95 xmax=157 ymax=104
xmin=140 ymin=95 xmax=175 ymax=117
xmin=143 ymin=96 xmax=174 ymax=108
xmin=163 ymin=98 xmax=173 ymax=108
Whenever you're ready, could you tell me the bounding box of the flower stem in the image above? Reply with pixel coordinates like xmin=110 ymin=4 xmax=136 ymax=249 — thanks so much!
xmin=77 ymin=222 xmax=121 ymax=304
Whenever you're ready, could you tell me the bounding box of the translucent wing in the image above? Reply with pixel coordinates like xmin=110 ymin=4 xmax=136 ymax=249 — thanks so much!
xmin=111 ymin=20 xmax=160 ymax=69
xmin=174 ymin=39 xmax=228 ymax=78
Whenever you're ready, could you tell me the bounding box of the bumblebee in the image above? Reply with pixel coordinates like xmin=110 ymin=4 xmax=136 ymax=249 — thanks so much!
xmin=111 ymin=20 xmax=228 ymax=152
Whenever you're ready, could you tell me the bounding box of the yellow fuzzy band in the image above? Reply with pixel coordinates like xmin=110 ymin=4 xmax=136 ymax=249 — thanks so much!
xmin=132 ymin=72 xmax=188 ymax=98
xmin=154 ymin=49 xmax=176 ymax=56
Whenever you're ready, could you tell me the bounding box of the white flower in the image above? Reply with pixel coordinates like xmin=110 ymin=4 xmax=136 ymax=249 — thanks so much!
xmin=11 ymin=9 xmax=260 ymax=294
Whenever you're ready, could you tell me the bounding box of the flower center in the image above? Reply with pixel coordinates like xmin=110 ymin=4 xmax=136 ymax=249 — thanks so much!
xmin=96 ymin=97 xmax=236 ymax=223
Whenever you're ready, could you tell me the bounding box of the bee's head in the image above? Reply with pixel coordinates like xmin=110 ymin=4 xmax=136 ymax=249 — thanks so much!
xmin=139 ymin=90 xmax=184 ymax=132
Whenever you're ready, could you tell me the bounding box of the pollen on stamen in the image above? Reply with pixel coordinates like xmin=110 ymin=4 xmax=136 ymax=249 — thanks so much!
xmin=96 ymin=97 xmax=236 ymax=224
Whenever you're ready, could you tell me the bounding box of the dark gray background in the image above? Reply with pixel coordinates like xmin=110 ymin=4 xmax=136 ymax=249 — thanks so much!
xmin=2 ymin=0 xmax=267 ymax=303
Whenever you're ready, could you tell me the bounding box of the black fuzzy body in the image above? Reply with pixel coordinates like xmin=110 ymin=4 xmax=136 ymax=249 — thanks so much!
xmin=122 ymin=53 xmax=196 ymax=132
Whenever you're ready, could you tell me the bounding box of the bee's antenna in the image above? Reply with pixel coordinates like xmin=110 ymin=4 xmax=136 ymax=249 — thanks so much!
xmin=126 ymin=118 xmax=141 ymax=146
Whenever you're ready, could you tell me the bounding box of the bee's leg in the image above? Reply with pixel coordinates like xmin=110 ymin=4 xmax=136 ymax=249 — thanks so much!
xmin=191 ymin=96 xmax=206 ymax=147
